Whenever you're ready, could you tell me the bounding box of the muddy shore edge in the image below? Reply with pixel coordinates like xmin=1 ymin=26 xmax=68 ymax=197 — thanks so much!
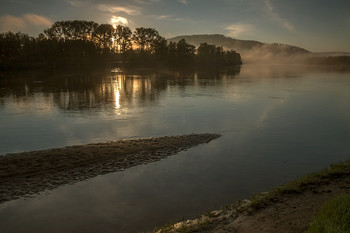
xmin=0 ymin=133 xmax=221 ymax=203
xmin=154 ymin=160 xmax=350 ymax=233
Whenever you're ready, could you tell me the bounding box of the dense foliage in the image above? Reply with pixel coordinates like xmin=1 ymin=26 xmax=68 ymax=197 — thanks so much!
xmin=0 ymin=20 xmax=242 ymax=70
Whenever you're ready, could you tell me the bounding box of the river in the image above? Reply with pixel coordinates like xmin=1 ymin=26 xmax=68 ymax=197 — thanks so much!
xmin=0 ymin=64 xmax=349 ymax=232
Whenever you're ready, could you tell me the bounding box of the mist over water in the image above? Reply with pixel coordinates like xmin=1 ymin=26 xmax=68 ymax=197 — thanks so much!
xmin=0 ymin=65 xmax=349 ymax=232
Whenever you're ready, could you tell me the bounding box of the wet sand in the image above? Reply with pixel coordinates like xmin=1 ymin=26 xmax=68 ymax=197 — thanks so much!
xmin=0 ymin=133 xmax=220 ymax=203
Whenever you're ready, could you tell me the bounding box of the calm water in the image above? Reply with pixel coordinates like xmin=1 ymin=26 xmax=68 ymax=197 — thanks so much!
xmin=0 ymin=65 xmax=350 ymax=232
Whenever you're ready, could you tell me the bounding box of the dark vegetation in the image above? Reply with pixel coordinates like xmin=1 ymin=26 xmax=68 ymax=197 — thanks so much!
xmin=0 ymin=20 xmax=242 ymax=71
xmin=168 ymin=34 xmax=310 ymax=55
xmin=306 ymin=56 xmax=350 ymax=67
xmin=169 ymin=34 xmax=350 ymax=66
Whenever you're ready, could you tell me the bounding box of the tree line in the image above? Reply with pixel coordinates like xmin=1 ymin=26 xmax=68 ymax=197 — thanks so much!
xmin=306 ymin=56 xmax=350 ymax=67
xmin=0 ymin=20 xmax=242 ymax=70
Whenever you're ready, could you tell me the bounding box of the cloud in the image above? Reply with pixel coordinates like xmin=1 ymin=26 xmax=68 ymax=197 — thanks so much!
xmin=23 ymin=14 xmax=52 ymax=26
xmin=0 ymin=15 xmax=25 ymax=31
xmin=134 ymin=0 xmax=161 ymax=4
xmin=110 ymin=16 xmax=129 ymax=26
xmin=149 ymin=14 xmax=183 ymax=21
xmin=264 ymin=0 xmax=295 ymax=32
xmin=0 ymin=14 xmax=52 ymax=34
xmin=156 ymin=15 xmax=172 ymax=20
xmin=178 ymin=0 xmax=188 ymax=4
xmin=225 ymin=23 xmax=255 ymax=37
xmin=97 ymin=4 xmax=141 ymax=15
xmin=150 ymin=14 xmax=175 ymax=20
xmin=66 ymin=0 xmax=85 ymax=7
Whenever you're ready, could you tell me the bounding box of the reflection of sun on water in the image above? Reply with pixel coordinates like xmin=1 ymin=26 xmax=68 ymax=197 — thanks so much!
xmin=112 ymin=75 xmax=124 ymax=112
xmin=115 ymin=88 xmax=120 ymax=109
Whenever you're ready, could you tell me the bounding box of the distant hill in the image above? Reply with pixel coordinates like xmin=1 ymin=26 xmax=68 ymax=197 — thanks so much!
xmin=167 ymin=34 xmax=310 ymax=63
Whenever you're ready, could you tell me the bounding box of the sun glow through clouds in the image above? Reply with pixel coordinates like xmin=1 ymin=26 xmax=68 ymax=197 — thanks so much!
xmin=110 ymin=16 xmax=129 ymax=28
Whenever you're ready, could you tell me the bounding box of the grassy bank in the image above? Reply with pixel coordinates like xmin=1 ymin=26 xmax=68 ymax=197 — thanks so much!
xmin=307 ymin=194 xmax=350 ymax=233
xmin=153 ymin=159 xmax=350 ymax=233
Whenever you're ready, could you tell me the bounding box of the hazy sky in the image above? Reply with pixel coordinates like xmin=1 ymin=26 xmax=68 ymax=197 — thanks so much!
xmin=1 ymin=0 xmax=349 ymax=52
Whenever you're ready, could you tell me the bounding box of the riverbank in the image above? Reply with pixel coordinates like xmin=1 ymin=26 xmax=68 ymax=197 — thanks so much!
xmin=0 ymin=133 xmax=220 ymax=203
xmin=154 ymin=160 xmax=350 ymax=233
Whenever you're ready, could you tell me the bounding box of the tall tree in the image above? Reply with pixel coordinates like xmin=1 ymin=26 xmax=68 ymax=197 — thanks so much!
xmin=92 ymin=24 xmax=114 ymax=51
xmin=115 ymin=25 xmax=132 ymax=53
xmin=44 ymin=21 xmax=66 ymax=40
xmin=176 ymin=39 xmax=195 ymax=62
xmin=44 ymin=20 xmax=98 ymax=41
xmin=132 ymin=27 xmax=159 ymax=51
xmin=197 ymin=42 xmax=224 ymax=64
xmin=223 ymin=49 xmax=242 ymax=65
xmin=151 ymin=36 xmax=168 ymax=57
xmin=0 ymin=32 xmax=33 ymax=64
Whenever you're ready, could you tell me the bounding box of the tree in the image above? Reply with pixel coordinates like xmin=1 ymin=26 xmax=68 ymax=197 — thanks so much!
xmin=72 ymin=20 xmax=98 ymax=40
xmin=0 ymin=32 xmax=33 ymax=65
xmin=1 ymin=21 xmax=243 ymax=69
xmin=197 ymin=42 xmax=225 ymax=64
xmin=44 ymin=21 xmax=66 ymax=40
xmin=176 ymin=39 xmax=195 ymax=63
xmin=151 ymin=36 xmax=168 ymax=57
xmin=223 ymin=50 xmax=242 ymax=65
xmin=132 ymin=27 xmax=159 ymax=51
xmin=44 ymin=20 xmax=98 ymax=41
xmin=92 ymin=24 xmax=114 ymax=51
xmin=115 ymin=25 xmax=132 ymax=53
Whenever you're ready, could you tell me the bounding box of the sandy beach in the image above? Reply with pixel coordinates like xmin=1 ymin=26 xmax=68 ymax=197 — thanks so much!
xmin=0 ymin=133 xmax=220 ymax=203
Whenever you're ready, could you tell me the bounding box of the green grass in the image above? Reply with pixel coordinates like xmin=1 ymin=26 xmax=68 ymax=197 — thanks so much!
xmin=249 ymin=160 xmax=350 ymax=209
xmin=307 ymin=194 xmax=350 ymax=233
xmin=153 ymin=160 xmax=350 ymax=233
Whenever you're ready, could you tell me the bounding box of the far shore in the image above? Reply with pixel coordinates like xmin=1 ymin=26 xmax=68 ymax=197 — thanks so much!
xmin=0 ymin=133 xmax=220 ymax=203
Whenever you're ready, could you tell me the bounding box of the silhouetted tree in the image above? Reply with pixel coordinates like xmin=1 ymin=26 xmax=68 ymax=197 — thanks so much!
xmin=1 ymin=20 xmax=243 ymax=70
xmin=132 ymin=27 xmax=159 ymax=51
xmin=44 ymin=20 xmax=98 ymax=41
xmin=115 ymin=25 xmax=132 ymax=53
xmin=151 ymin=36 xmax=168 ymax=58
xmin=0 ymin=32 xmax=34 ymax=67
xmin=176 ymin=39 xmax=195 ymax=64
xmin=223 ymin=49 xmax=242 ymax=65
xmin=197 ymin=42 xmax=219 ymax=64
xmin=197 ymin=42 xmax=241 ymax=66
xmin=92 ymin=24 xmax=114 ymax=51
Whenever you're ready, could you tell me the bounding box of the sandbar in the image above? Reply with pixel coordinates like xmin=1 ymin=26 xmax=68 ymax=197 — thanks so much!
xmin=0 ymin=133 xmax=220 ymax=203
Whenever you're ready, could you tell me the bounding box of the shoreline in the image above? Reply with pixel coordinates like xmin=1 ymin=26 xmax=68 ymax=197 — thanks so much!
xmin=0 ymin=133 xmax=220 ymax=203
xmin=2 ymin=134 xmax=349 ymax=233
xmin=154 ymin=160 xmax=350 ymax=233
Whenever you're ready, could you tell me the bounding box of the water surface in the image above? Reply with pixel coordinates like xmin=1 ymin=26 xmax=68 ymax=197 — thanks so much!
xmin=0 ymin=65 xmax=349 ymax=232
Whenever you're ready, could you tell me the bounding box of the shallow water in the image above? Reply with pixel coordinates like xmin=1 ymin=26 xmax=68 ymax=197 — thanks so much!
xmin=0 ymin=65 xmax=349 ymax=232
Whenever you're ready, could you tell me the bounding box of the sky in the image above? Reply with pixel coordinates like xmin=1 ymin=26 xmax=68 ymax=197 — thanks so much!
xmin=0 ymin=0 xmax=349 ymax=52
